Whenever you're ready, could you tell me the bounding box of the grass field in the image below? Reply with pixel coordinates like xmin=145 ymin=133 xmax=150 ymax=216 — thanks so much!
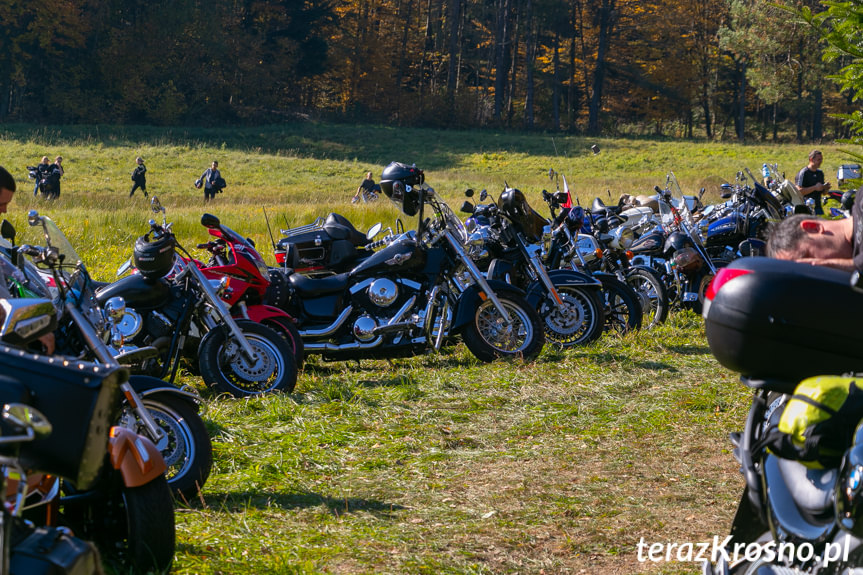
xmin=0 ymin=124 xmax=835 ymax=574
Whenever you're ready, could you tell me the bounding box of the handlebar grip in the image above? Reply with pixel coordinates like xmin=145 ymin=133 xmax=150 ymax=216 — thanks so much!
xmin=196 ymin=243 xmax=210 ymax=250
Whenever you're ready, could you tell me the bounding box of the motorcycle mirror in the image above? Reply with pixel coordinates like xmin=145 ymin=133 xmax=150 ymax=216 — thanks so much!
xmin=460 ymin=201 xmax=475 ymax=215
xmin=201 ymin=213 xmax=221 ymax=229
xmin=2 ymin=404 xmax=52 ymax=438
xmin=479 ymin=189 xmax=488 ymax=201
xmin=0 ymin=220 xmax=14 ymax=245
xmin=150 ymin=196 xmax=165 ymax=214
xmin=465 ymin=188 xmax=475 ymax=198
xmin=366 ymin=222 xmax=383 ymax=240
xmin=721 ymin=192 xmax=733 ymax=200
xmin=246 ymin=237 xmax=256 ymax=248
xmin=699 ymin=187 xmax=706 ymax=199
xmin=27 ymin=210 xmax=41 ymax=227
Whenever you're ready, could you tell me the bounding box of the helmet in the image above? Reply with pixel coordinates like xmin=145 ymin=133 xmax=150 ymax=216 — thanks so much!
xmin=672 ymin=247 xmax=704 ymax=274
xmin=380 ymin=162 xmax=424 ymax=217
xmin=133 ymin=233 xmax=176 ymax=279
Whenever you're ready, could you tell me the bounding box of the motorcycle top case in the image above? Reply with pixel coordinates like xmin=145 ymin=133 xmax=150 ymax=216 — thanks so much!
xmin=275 ymin=213 xmax=368 ymax=276
xmin=704 ymin=257 xmax=863 ymax=383
xmin=0 ymin=349 xmax=124 ymax=490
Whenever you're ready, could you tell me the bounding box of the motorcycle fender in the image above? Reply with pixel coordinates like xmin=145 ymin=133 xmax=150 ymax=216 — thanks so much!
xmin=451 ymin=279 xmax=523 ymax=331
xmin=524 ymin=269 xmax=602 ymax=307
xmin=108 ymin=427 xmax=168 ymax=488
xmin=241 ymin=304 xmax=295 ymax=324
xmin=128 ymin=375 xmax=202 ymax=409
xmin=486 ymin=259 xmax=515 ymax=283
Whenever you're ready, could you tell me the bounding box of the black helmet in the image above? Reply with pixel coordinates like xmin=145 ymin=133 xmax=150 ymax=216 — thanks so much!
xmin=133 ymin=233 xmax=176 ymax=279
xmin=380 ymin=162 xmax=424 ymax=217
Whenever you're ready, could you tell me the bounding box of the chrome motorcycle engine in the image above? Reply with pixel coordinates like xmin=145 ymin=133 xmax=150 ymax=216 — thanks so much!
xmin=367 ymin=278 xmax=398 ymax=307
xmin=352 ymin=315 xmax=378 ymax=342
xmin=111 ymin=307 xmax=144 ymax=339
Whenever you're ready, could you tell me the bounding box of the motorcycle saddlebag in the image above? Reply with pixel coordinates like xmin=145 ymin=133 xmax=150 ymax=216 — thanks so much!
xmin=704 ymin=257 xmax=863 ymax=382
xmin=10 ymin=524 xmax=103 ymax=575
xmin=275 ymin=215 xmax=366 ymax=276
xmin=0 ymin=350 xmax=124 ymax=490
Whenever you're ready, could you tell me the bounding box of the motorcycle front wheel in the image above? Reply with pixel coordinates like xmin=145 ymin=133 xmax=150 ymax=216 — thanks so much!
xmin=120 ymin=394 xmax=213 ymax=501
xmin=624 ymin=266 xmax=669 ymax=329
xmin=597 ymin=275 xmax=642 ymax=334
xmin=262 ymin=315 xmax=305 ymax=371
xmin=199 ymin=319 xmax=297 ymax=397
xmin=540 ymin=286 xmax=604 ymax=347
xmin=462 ymin=286 xmax=544 ymax=362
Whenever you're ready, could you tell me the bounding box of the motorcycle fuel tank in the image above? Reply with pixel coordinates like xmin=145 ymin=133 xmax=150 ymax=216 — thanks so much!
xmin=95 ymin=274 xmax=173 ymax=311
xmin=349 ymin=236 xmax=426 ymax=278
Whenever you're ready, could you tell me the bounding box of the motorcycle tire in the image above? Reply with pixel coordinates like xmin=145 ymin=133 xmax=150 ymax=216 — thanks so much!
xmin=624 ymin=266 xmax=669 ymax=329
xmin=135 ymin=394 xmax=213 ymax=501
xmin=597 ymin=275 xmax=642 ymax=334
xmin=540 ymin=285 xmax=605 ymax=347
xmin=262 ymin=316 xmax=305 ymax=371
xmin=62 ymin=473 xmax=175 ymax=574
xmin=462 ymin=285 xmax=545 ymax=362
xmin=198 ymin=319 xmax=296 ymax=397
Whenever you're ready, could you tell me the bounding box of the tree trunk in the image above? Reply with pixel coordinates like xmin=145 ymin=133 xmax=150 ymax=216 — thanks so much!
xmin=446 ymin=0 xmax=462 ymax=104
xmin=524 ymin=0 xmax=535 ymax=129
xmin=588 ymin=0 xmax=614 ymax=136
xmin=737 ymin=60 xmax=746 ymax=143
xmin=552 ymin=29 xmax=561 ymax=131
xmin=493 ymin=0 xmax=512 ymax=124
xmin=396 ymin=0 xmax=414 ymax=124
xmin=812 ymin=87 xmax=823 ymax=141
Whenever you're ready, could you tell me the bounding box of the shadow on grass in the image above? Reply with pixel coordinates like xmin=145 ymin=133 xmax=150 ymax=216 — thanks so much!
xmin=664 ymin=344 xmax=711 ymax=356
xmin=200 ymin=490 xmax=408 ymax=518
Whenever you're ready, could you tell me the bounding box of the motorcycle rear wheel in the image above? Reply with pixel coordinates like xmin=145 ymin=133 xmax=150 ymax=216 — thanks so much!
xmin=199 ymin=320 xmax=296 ymax=397
xmin=540 ymin=286 xmax=604 ymax=347
xmin=462 ymin=286 xmax=544 ymax=362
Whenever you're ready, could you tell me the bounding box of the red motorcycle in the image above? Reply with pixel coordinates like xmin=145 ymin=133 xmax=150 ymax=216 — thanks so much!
xmin=190 ymin=213 xmax=304 ymax=369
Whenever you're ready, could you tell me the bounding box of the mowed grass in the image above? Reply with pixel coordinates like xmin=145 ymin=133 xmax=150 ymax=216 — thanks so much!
xmin=0 ymin=124 xmax=816 ymax=574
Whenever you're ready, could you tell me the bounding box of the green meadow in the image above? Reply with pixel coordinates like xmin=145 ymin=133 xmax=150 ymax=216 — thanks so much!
xmin=0 ymin=123 xmax=842 ymax=574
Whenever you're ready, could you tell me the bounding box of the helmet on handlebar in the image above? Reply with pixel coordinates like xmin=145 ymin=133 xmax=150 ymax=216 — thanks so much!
xmin=133 ymin=233 xmax=176 ymax=280
xmin=380 ymin=162 xmax=424 ymax=217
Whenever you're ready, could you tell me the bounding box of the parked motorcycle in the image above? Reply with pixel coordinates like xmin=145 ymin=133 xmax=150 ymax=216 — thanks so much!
xmin=540 ymin=189 xmax=668 ymax=329
xmin=190 ymin=212 xmax=304 ymax=369
xmin=3 ymin=211 xmax=213 ymax=501
xmin=266 ymin=162 xmax=545 ymax=362
xmin=0 ymin=306 xmax=175 ymax=572
xmin=99 ymin=198 xmax=297 ymax=397
xmin=460 ymin=186 xmax=612 ymax=345
xmin=703 ymin=257 xmax=863 ymax=574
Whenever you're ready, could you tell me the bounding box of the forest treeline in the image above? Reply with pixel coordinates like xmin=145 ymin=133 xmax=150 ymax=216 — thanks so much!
xmin=0 ymin=0 xmax=853 ymax=141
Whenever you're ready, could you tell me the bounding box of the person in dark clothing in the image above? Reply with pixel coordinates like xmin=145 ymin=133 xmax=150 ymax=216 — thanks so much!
xmin=795 ymin=150 xmax=831 ymax=216
xmin=33 ymin=156 xmax=50 ymax=197
xmin=199 ymin=161 xmax=221 ymax=202
xmin=43 ymin=156 xmax=63 ymax=200
xmin=130 ymin=156 xmax=147 ymax=198
xmin=352 ymin=171 xmax=380 ymax=203
xmin=767 ymin=187 xmax=863 ymax=271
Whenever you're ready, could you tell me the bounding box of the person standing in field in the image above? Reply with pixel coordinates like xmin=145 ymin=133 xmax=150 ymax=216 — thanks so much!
xmin=43 ymin=156 xmax=64 ymax=200
xmin=795 ymin=150 xmax=831 ymax=216
xmin=33 ymin=156 xmax=51 ymax=197
xmin=130 ymin=156 xmax=147 ymax=198
xmin=198 ymin=160 xmax=222 ymax=202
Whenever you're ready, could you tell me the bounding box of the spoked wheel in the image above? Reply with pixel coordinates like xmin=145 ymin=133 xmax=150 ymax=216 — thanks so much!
xmin=462 ymin=286 xmax=544 ymax=362
xmin=624 ymin=266 xmax=669 ymax=329
xmin=262 ymin=316 xmax=305 ymax=371
xmin=199 ymin=319 xmax=296 ymax=397
xmin=118 ymin=394 xmax=213 ymax=501
xmin=597 ymin=275 xmax=642 ymax=334
xmin=540 ymin=286 xmax=604 ymax=347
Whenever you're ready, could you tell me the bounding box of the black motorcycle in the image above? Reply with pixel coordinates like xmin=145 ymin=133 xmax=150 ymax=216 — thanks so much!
xmin=703 ymin=257 xmax=863 ymax=574
xmin=460 ymin=187 xmax=613 ymax=346
xmin=2 ymin=211 xmax=213 ymax=502
xmin=97 ymin=198 xmax=296 ymax=398
xmin=266 ymin=162 xmax=545 ymax=363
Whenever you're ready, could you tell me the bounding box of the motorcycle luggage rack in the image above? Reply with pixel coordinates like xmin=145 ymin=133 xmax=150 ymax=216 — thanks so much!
xmin=280 ymin=216 xmax=325 ymax=237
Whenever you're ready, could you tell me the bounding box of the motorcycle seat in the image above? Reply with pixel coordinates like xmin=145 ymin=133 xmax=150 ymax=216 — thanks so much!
xmin=287 ymin=270 xmax=349 ymax=297
xmin=591 ymin=197 xmax=621 ymax=215
xmin=324 ymin=213 xmax=369 ymax=246
xmin=776 ymin=457 xmax=836 ymax=520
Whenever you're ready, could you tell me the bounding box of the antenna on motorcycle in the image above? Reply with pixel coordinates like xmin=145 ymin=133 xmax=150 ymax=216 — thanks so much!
xmin=262 ymin=208 xmax=277 ymax=251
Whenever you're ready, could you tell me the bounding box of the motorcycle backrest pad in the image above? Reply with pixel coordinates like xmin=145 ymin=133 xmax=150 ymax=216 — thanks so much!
xmin=766 ymin=376 xmax=863 ymax=469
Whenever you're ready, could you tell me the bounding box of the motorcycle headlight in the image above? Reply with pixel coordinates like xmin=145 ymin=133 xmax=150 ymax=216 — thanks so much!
xmin=466 ymin=231 xmax=487 ymax=259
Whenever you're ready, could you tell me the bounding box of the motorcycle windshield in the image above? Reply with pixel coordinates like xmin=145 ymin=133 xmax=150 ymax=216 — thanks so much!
xmin=439 ymin=199 xmax=469 ymax=244
xmin=41 ymin=216 xmax=83 ymax=270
